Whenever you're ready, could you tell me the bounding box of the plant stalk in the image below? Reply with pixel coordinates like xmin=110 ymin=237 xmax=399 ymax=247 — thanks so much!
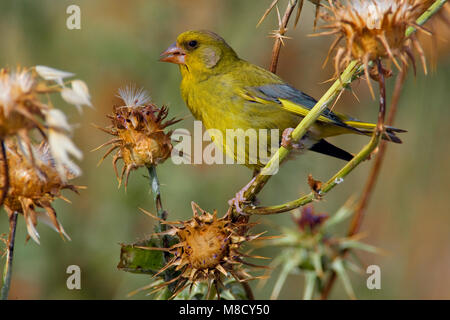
xmin=1 ymin=211 xmax=18 ymax=300
xmin=269 ymin=0 xmax=298 ymax=73
xmin=147 ymin=166 xmax=176 ymax=296
xmin=237 ymin=60 xmax=360 ymax=216
xmin=320 ymin=63 xmax=407 ymax=300
xmin=238 ymin=0 xmax=446 ymax=216
xmin=320 ymin=58 xmax=387 ymax=300
xmin=0 ymin=139 xmax=9 ymax=207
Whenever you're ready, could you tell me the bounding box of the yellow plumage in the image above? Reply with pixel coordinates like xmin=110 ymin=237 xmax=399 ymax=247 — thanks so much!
xmin=160 ymin=30 xmax=404 ymax=170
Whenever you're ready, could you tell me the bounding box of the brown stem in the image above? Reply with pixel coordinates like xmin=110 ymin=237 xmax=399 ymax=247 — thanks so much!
xmin=270 ymin=0 xmax=298 ymax=73
xmin=0 ymin=140 xmax=9 ymax=207
xmin=1 ymin=211 xmax=18 ymax=300
xmin=321 ymin=62 xmax=407 ymax=300
xmin=347 ymin=60 xmax=387 ymax=236
xmin=241 ymin=281 xmax=255 ymax=300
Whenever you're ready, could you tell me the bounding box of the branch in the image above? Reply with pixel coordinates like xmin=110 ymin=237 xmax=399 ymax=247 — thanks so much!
xmin=1 ymin=211 xmax=18 ymax=300
xmin=244 ymin=112 xmax=381 ymax=215
xmin=320 ymin=63 xmax=407 ymax=300
xmin=147 ymin=166 xmax=175 ymax=297
xmin=236 ymin=60 xmax=360 ymax=216
xmin=0 ymin=140 xmax=9 ymax=207
xmin=269 ymin=0 xmax=298 ymax=73
xmin=319 ymin=0 xmax=445 ymax=299
xmin=238 ymin=0 xmax=446 ymax=217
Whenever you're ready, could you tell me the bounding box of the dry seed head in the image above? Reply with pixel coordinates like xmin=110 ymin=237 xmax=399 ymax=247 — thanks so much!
xmin=0 ymin=67 xmax=42 ymax=138
xmin=319 ymin=0 xmax=432 ymax=95
xmin=141 ymin=202 xmax=266 ymax=298
xmin=0 ymin=141 xmax=81 ymax=244
xmin=95 ymin=87 xmax=180 ymax=189
xmin=0 ymin=66 xmax=89 ymax=180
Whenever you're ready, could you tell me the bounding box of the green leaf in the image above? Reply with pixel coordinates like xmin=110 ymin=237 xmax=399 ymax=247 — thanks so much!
xmin=311 ymin=251 xmax=324 ymax=278
xmin=303 ymin=271 xmax=317 ymax=300
xmin=323 ymin=204 xmax=354 ymax=230
xmin=331 ymin=258 xmax=355 ymax=299
xmin=270 ymin=250 xmax=303 ymax=300
xmin=117 ymin=237 xmax=165 ymax=275
xmin=339 ymin=240 xmax=381 ymax=254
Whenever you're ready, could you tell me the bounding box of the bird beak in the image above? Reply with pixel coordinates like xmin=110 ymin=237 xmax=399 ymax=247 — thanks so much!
xmin=160 ymin=42 xmax=186 ymax=64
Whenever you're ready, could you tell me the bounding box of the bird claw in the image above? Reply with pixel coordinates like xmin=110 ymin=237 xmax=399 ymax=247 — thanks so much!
xmin=281 ymin=128 xmax=304 ymax=150
xmin=228 ymin=177 xmax=257 ymax=215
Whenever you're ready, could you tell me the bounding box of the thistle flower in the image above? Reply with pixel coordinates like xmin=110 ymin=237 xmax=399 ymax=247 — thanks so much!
xmin=317 ymin=0 xmax=432 ymax=96
xmin=261 ymin=203 xmax=381 ymax=299
xmin=95 ymin=86 xmax=180 ymax=189
xmin=0 ymin=141 xmax=82 ymax=244
xmin=138 ymin=202 xmax=267 ymax=299
xmin=0 ymin=66 xmax=91 ymax=179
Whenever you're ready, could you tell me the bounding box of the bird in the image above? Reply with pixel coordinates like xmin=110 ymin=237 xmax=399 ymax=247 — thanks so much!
xmin=160 ymin=30 xmax=404 ymax=174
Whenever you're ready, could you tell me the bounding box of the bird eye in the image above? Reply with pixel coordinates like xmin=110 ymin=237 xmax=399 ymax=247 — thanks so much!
xmin=187 ymin=40 xmax=198 ymax=49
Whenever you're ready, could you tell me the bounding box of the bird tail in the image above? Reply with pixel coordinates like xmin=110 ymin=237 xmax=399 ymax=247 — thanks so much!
xmin=310 ymin=139 xmax=354 ymax=161
xmin=344 ymin=120 xmax=407 ymax=144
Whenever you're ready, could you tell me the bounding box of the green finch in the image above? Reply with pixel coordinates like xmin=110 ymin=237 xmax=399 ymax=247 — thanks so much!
xmin=160 ymin=30 xmax=404 ymax=173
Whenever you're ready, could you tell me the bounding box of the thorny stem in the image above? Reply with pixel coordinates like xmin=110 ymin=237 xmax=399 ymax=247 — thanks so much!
xmin=348 ymin=66 xmax=405 ymax=237
xmin=236 ymin=0 xmax=445 ymax=217
xmin=406 ymin=0 xmax=448 ymax=37
xmin=269 ymin=0 xmax=298 ymax=73
xmin=241 ymin=281 xmax=255 ymax=300
xmin=319 ymin=0 xmax=443 ymax=299
xmin=235 ymin=60 xmax=360 ymax=217
xmin=320 ymin=59 xmax=386 ymax=300
xmin=0 ymin=140 xmax=9 ymax=207
xmin=244 ymin=127 xmax=381 ymax=215
xmin=147 ymin=166 xmax=174 ymax=296
xmin=320 ymin=63 xmax=406 ymax=300
xmin=147 ymin=166 xmax=166 ymax=232
xmin=1 ymin=211 xmax=18 ymax=300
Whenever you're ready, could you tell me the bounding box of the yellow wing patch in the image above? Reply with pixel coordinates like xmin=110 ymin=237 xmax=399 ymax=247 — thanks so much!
xmin=278 ymin=98 xmax=335 ymax=124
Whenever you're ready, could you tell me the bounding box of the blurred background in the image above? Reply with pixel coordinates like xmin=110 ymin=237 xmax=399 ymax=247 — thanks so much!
xmin=0 ymin=0 xmax=449 ymax=300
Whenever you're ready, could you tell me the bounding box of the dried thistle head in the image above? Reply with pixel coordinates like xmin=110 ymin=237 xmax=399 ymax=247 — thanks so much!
xmin=95 ymin=86 xmax=180 ymax=189
xmin=139 ymin=202 xmax=266 ymax=299
xmin=257 ymin=0 xmax=324 ymax=29
xmin=0 ymin=140 xmax=82 ymax=244
xmin=318 ymin=0 xmax=432 ymax=96
xmin=0 ymin=67 xmax=42 ymax=138
xmin=0 ymin=65 xmax=91 ymax=179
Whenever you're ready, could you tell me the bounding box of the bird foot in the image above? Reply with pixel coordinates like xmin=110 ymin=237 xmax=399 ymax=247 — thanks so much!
xmin=228 ymin=177 xmax=257 ymax=215
xmin=281 ymin=128 xmax=305 ymax=150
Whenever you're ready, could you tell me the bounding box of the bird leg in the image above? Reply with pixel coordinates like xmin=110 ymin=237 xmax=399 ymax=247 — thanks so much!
xmin=281 ymin=127 xmax=305 ymax=150
xmin=228 ymin=177 xmax=257 ymax=215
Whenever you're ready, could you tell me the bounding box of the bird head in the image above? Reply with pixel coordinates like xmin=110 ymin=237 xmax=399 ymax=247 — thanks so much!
xmin=160 ymin=30 xmax=239 ymax=76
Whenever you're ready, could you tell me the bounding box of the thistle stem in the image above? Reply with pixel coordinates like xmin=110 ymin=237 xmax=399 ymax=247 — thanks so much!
xmin=147 ymin=166 xmax=177 ymax=293
xmin=147 ymin=166 xmax=166 ymax=232
xmin=241 ymin=281 xmax=255 ymax=300
xmin=237 ymin=0 xmax=446 ymax=217
xmin=320 ymin=59 xmax=387 ymax=300
xmin=269 ymin=0 xmax=298 ymax=73
xmin=0 ymin=139 xmax=9 ymax=207
xmin=244 ymin=124 xmax=381 ymax=215
xmin=406 ymin=0 xmax=448 ymax=37
xmin=235 ymin=60 xmax=360 ymax=217
xmin=1 ymin=211 xmax=18 ymax=300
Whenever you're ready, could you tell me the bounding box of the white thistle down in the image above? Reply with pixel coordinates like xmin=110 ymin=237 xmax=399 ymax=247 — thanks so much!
xmin=0 ymin=69 xmax=35 ymax=114
xmin=344 ymin=0 xmax=415 ymax=29
xmin=61 ymin=79 xmax=93 ymax=112
xmin=117 ymin=85 xmax=151 ymax=107
xmin=35 ymin=65 xmax=75 ymax=87
xmin=46 ymin=109 xmax=83 ymax=179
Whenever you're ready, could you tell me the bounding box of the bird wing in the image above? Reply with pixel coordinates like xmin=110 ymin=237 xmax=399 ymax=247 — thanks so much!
xmin=240 ymin=83 xmax=357 ymax=130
